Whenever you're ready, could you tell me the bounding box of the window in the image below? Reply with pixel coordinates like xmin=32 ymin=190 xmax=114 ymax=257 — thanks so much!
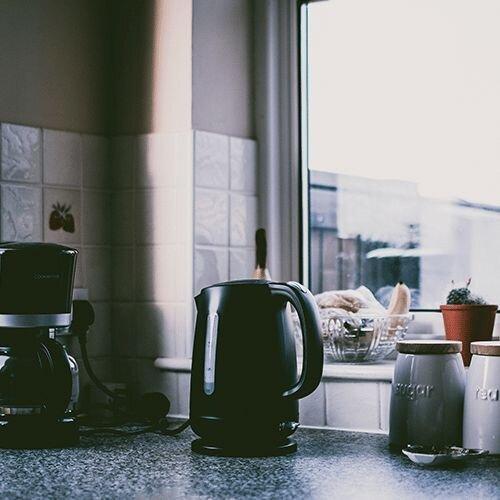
xmin=301 ymin=0 xmax=500 ymax=308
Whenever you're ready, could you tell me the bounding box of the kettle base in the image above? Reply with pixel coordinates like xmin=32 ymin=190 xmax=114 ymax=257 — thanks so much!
xmin=191 ymin=438 xmax=297 ymax=457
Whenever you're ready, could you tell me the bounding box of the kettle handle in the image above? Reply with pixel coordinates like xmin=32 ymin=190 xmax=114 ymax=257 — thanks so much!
xmin=270 ymin=281 xmax=323 ymax=400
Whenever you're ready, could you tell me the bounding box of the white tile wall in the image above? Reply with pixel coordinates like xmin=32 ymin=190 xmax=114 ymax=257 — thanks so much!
xmin=134 ymin=245 xmax=177 ymax=302
xmin=111 ymin=246 xmax=134 ymax=301
xmin=136 ymin=133 xmax=180 ymax=188
xmin=112 ymin=303 xmax=136 ymax=358
xmin=176 ymin=303 xmax=192 ymax=359
xmin=111 ymin=135 xmax=136 ymax=189
xmin=194 ymin=131 xmax=229 ymax=189
xmin=82 ymin=134 xmax=109 ymax=188
xmin=113 ymin=357 xmax=138 ymax=395
xmin=1 ymin=124 xmax=42 ymax=183
xmin=177 ymin=372 xmax=191 ymax=416
xmin=175 ymin=190 xmax=190 ymax=245
xmin=379 ymin=382 xmax=392 ymax=432
xmin=194 ymin=188 xmax=229 ymax=245
xmin=43 ymin=129 xmax=82 ymax=186
xmin=230 ymin=193 xmax=258 ymax=247
xmin=174 ymin=243 xmax=191 ymax=301
xmin=77 ymin=357 xmax=114 ymax=407
xmin=111 ymin=191 xmax=134 ymax=245
xmin=135 ymin=188 xmax=178 ymax=245
xmin=195 ymin=246 xmax=229 ymax=293
xmin=73 ymin=245 xmax=84 ymax=288
xmin=229 ymin=247 xmax=255 ymax=280
xmin=193 ymin=131 xmax=259 ymax=295
xmin=325 ymin=380 xmax=380 ymax=431
xmin=230 ymin=137 xmax=257 ymax=193
xmin=86 ymin=302 xmax=112 ymax=357
xmin=1 ymin=184 xmax=42 ymax=241
xmin=109 ymin=130 xmax=257 ymax=411
xmin=299 ymin=383 xmax=326 ymax=427
xmin=135 ymin=303 xmax=177 ymax=358
xmin=298 ymin=377 xmax=393 ymax=434
xmin=84 ymin=247 xmax=111 ymax=302
xmin=111 ymin=131 xmax=194 ymax=402
xmin=82 ymin=190 xmax=110 ymax=245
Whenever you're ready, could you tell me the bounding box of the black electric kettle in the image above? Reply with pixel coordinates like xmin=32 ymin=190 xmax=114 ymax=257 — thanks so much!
xmin=190 ymin=280 xmax=323 ymax=456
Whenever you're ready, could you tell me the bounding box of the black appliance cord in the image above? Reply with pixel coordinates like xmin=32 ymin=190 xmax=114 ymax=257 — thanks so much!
xmin=79 ymin=419 xmax=191 ymax=437
xmin=79 ymin=337 xmax=118 ymax=401
xmin=78 ymin=335 xmax=190 ymax=436
xmin=73 ymin=300 xmax=190 ymax=437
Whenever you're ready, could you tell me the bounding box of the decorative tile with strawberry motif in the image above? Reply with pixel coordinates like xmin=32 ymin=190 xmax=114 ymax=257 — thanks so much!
xmin=43 ymin=187 xmax=81 ymax=244
xmin=49 ymin=202 xmax=75 ymax=233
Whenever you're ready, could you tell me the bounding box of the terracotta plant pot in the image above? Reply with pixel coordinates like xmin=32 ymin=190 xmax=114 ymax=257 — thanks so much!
xmin=440 ymin=304 xmax=498 ymax=366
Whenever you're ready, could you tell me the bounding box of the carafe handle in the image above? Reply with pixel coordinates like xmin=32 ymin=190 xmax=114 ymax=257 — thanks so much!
xmin=40 ymin=339 xmax=73 ymax=416
xmin=270 ymin=281 xmax=323 ymax=400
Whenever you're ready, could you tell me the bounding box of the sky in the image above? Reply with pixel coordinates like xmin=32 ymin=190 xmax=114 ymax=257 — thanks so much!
xmin=308 ymin=0 xmax=500 ymax=206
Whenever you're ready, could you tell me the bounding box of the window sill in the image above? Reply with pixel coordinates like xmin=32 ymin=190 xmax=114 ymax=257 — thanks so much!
xmin=154 ymin=357 xmax=394 ymax=382
xmin=154 ymin=357 xmax=192 ymax=373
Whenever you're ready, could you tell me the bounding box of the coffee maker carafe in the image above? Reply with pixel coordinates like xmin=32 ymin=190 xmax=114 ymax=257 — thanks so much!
xmin=0 ymin=243 xmax=79 ymax=448
xmin=190 ymin=280 xmax=324 ymax=456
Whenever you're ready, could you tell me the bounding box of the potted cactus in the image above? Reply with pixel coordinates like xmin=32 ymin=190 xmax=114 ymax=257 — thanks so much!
xmin=440 ymin=279 xmax=498 ymax=366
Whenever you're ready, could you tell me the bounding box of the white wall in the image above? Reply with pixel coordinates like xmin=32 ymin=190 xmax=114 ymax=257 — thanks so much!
xmin=192 ymin=0 xmax=255 ymax=139
xmin=111 ymin=0 xmax=192 ymax=135
xmin=0 ymin=0 xmax=111 ymax=134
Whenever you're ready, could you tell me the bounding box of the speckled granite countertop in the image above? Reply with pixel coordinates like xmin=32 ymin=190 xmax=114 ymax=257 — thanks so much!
xmin=1 ymin=427 xmax=498 ymax=499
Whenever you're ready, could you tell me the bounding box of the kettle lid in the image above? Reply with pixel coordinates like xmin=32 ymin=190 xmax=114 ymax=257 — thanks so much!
xmin=199 ymin=279 xmax=272 ymax=292
xmin=209 ymin=279 xmax=270 ymax=287
xmin=195 ymin=279 xmax=274 ymax=302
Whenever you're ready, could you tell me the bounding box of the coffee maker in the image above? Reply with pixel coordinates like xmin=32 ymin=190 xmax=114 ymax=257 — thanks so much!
xmin=0 ymin=242 xmax=80 ymax=448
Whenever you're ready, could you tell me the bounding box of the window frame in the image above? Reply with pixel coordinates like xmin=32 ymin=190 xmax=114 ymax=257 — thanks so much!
xmin=295 ymin=0 xmax=499 ymax=315
xmin=254 ymin=0 xmax=306 ymax=283
xmin=297 ymin=0 xmax=331 ymax=290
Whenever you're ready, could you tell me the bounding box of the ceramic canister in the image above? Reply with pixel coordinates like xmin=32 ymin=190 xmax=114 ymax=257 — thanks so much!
xmin=389 ymin=340 xmax=466 ymax=449
xmin=463 ymin=341 xmax=500 ymax=454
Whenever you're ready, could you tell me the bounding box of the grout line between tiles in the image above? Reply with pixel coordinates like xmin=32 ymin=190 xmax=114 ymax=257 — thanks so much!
xmin=79 ymin=133 xmax=84 ymax=248
xmin=40 ymin=127 xmax=45 ymax=242
xmin=377 ymin=382 xmax=383 ymax=431
xmin=227 ymin=135 xmax=232 ymax=254
xmin=322 ymin=383 xmax=327 ymax=426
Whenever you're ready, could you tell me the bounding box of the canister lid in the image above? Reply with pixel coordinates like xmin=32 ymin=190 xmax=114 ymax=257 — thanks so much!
xmin=471 ymin=341 xmax=500 ymax=356
xmin=396 ymin=340 xmax=462 ymax=354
